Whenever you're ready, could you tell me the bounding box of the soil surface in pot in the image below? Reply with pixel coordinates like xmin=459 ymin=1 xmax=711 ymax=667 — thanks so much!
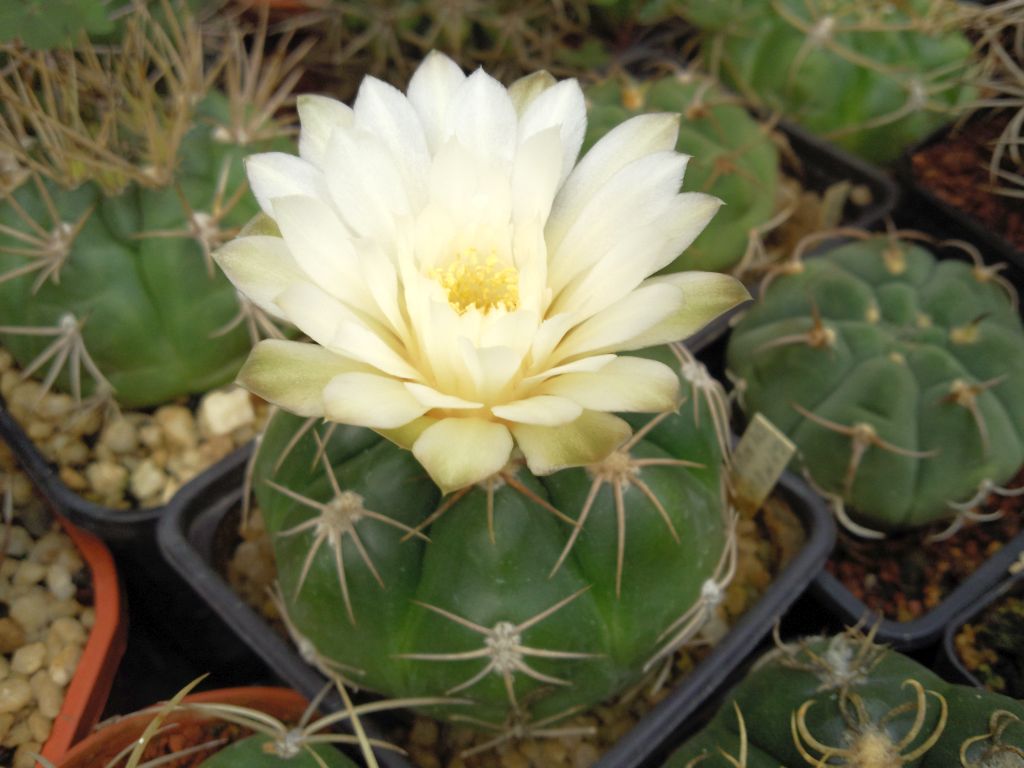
xmin=911 ymin=112 xmax=1024 ymax=251
xmin=0 ymin=349 xmax=268 ymax=511
xmin=954 ymin=579 xmax=1024 ymax=698
xmin=0 ymin=444 xmax=95 ymax=768
xmin=826 ymin=468 xmax=1024 ymax=622
xmin=227 ymin=490 xmax=806 ymax=768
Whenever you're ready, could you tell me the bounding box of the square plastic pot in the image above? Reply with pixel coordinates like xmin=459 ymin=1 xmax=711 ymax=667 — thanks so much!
xmin=157 ymin=446 xmax=835 ymax=768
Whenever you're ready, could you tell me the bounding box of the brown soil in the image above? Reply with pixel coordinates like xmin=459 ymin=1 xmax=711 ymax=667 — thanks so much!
xmin=911 ymin=113 xmax=1024 ymax=251
xmin=826 ymin=469 xmax=1024 ymax=622
xmin=954 ymin=581 xmax=1024 ymax=697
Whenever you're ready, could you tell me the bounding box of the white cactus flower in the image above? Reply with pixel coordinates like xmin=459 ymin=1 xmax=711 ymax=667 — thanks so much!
xmin=214 ymin=52 xmax=749 ymax=493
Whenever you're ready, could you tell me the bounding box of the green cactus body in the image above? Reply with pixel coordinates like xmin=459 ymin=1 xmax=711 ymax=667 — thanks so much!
xmin=583 ymin=75 xmax=778 ymax=273
xmin=0 ymin=93 xmax=286 ymax=409
xmin=663 ymin=629 xmax=1024 ymax=767
xmin=253 ymin=350 xmax=730 ymax=727
xmin=196 ymin=735 xmax=357 ymax=768
xmin=680 ymin=0 xmax=976 ymax=164
xmin=726 ymin=237 xmax=1024 ymax=532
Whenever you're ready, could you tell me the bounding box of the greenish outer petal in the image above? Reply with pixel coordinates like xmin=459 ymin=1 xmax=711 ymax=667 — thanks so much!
xmin=663 ymin=635 xmax=1024 ymax=767
xmin=253 ymin=347 xmax=727 ymax=726
xmin=197 ymin=734 xmax=357 ymax=768
xmin=726 ymin=238 xmax=1024 ymax=530
xmin=678 ymin=0 xmax=976 ymax=163
xmin=582 ymin=75 xmax=779 ymax=272
xmin=0 ymin=92 xmax=293 ymax=408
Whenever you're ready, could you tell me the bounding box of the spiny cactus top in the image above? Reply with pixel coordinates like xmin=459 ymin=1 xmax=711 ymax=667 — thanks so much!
xmin=583 ymin=73 xmax=779 ymax=273
xmin=253 ymin=346 xmax=734 ymax=732
xmin=664 ymin=626 xmax=1024 ymax=766
xmin=726 ymin=234 xmax=1024 ymax=534
xmin=679 ymin=0 xmax=977 ymax=164
xmin=215 ymin=50 xmax=749 ymax=493
xmin=0 ymin=6 xmax=298 ymax=409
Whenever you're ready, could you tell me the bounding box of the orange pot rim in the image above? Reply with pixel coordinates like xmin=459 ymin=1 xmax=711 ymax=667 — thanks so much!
xmin=38 ymin=515 xmax=127 ymax=764
xmin=57 ymin=687 xmax=311 ymax=768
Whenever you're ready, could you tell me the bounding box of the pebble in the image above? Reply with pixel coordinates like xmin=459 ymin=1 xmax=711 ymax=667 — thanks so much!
xmin=10 ymin=644 xmax=45 ymax=676
xmin=99 ymin=419 xmax=138 ymax=454
xmin=45 ymin=564 xmax=75 ymax=601
xmin=14 ymin=741 xmax=42 ymax=768
xmin=10 ymin=592 xmax=48 ymax=636
xmin=2 ymin=528 xmax=30 ymax=559
xmin=0 ymin=620 xmax=25 ymax=655
xmin=155 ymin=405 xmax=199 ymax=449
xmin=85 ymin=462 xmax=129 ymax=500
xmin=48 ymin=644 xmax=81 ymax=686
xmin=30 ymin=670 xmax=63 ymax=718
xmin=130 ymin=460 xmax=167 ymax=502
xmin=12 ymin=562 xmax=44 ymax=588
xmin=27 ymin=712 xmax=50 ymax=743
xmin=198 ymin=388 xmax=255 ymax=436
xmin=0 ymin=678 xmax=31 ymax=714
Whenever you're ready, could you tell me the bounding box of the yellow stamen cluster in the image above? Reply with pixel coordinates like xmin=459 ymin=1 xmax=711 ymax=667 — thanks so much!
xmin=432 ymin=248 xmax=519 ymax=315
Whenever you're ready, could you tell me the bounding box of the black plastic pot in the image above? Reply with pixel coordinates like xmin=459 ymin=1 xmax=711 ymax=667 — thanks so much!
xmin=812 ymin=530 xmax=1024 ymax=652
xmin=939 ymin=568 xmax=1024 ymax=689
xmin=0 ymin=400 xmax=264 ymax=673
xmin=157 ymin=449 xmax=835 ymax=768
xmin=894 ymin=119 xmax=1024 ymax=280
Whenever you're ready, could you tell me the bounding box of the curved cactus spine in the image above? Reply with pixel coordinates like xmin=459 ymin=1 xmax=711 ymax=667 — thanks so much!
xmin=0 ymin=4 xmax=298 ymax=410
xmin=582 ymin=71 xmax=780 ymax=273
xmin=663 ymin=626 xmax=1024 ymax=767
xmin=726 ymin=230 xmax=1024 ymax=533
xmin=678 ymin=0 xmax=978 ymax=164
xmin=250 ymin=349 xmax=734 ymax=740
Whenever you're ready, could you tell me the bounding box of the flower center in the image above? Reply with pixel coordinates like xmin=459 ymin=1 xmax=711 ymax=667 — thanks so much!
xmin=432 ymin=248 xmax=519 ymax=314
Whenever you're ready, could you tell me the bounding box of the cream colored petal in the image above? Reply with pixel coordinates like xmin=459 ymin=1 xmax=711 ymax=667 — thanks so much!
xmin=519 ymin=353 xmax=615 ymax=387
xmin=237 ymin=339 xmax=363 ymax=417
xmin=297 ymin=94 xmax=353 ymax=166
xmin=511 ymin=128 xmax=562 ymax=229
xmin=492 ymin=395 xmax=582 ymax=426
xmin=274 ymin=281 xmax=352 ymax=349
xmin=549 ymin=192 xmax=721 ymax=318
xmin=377 ymin=416 xmax=436 ymax=450
xmin=271 ymin=195 xmax=368 ymax=309
xmin=324 ymin=128 xmax=408 ymax=241
xmin=517 ymin=77 xmax=586 ymax=185
xmin=213 ymin=235 xmax=303 ymax=319
xmin=323 ymin=372 xmax=429 ymax=429
xmin=508 ymin=70 xmax=556 ymax=115
xmin=413 ymin=417 xmax=514 ymax=493
xmin=445 ymin=68 xmax=518 ymax=165
xmin=548 ymin=150 xmax=689 ymax=294
xmin=459 ymin=340 xmax=523 ymax=404
xmin=353 ymin=75 xmax=429 ymax=204
xmin=407 ymin=51 xmax=467 ymax=153
xmin=404 ymin=382 xmax=483 ymax=410
xmin=246 ymin=152 xmax=326 ymax=217
xmin=538 ymin=356 xmax=679 ymax=412
xmin=554 ymin=272 xmax=750 ymax=360
xmin=511 ymin=411 xmax=631 ymax=476
xmin=548 ymin=113 xmax=680 ymax=248
xmin=332 ymin=318 xmax=424 ymax=381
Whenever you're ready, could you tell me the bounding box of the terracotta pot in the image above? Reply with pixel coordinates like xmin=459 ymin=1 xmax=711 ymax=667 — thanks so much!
xmin=37 ymin=517 xmax=127 ymax=764
xmin=56 ymin=687 xmax=309 ymax=768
